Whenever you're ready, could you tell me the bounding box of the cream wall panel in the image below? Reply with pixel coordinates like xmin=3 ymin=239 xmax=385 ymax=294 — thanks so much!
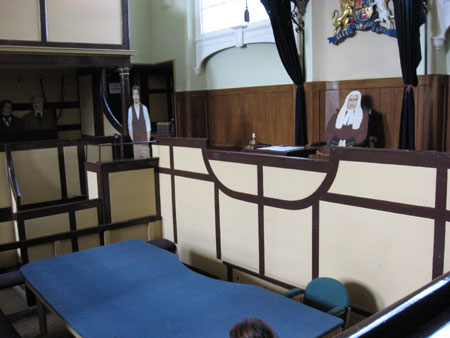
xmin=175 ymin=177 xmax=218 ymax=273
xmin=264 ymin=207 xmax=312 ymax=286
xmin=46 ymin=0 xmax=122 ymax=44
xmin=108 ymin=224 xmax=148 ymax=243
xmin=445 ymin=222 xmax=450 ymax=273
xmin=329 ymin=161 xmax=436 ymax=207
xmin=156 ymin=145 xmax=171 ymax=169
xmin=320 ymin=202 xmax=434 ymax=312
xmin=210 ymin=160 xmax=257 ymax=195
xmin=173 ymin=147 xmax=207 ymax=173
xmin=0 ymin=0 xmax=40 ymax=41
xmin=79 ymin=75 xmax=95 ymax=137
xmin=64 ymin=146 xmax=81 ymax=198
xmin=12 ymin=149 xmax=61 ymax=205
xmin=87 ymin=171 xmax=98 ymax=199
xmin=264 ymin=167 xmax=326 ymax=201
xmin=58 ymin=131 xmax=82 ymax=140
xmin=86 ymin=144 xmax=113 ymax=163
xmin=103 ymin=115 xmax=119 ymax=136
xmin=109 ymin=169 xmax=156 ymax=222
xmin=159 ymin=173 xmax=174 ymax=241
xmin=58 ymin=108 xmax=81 ymax=125
xmin=0 ymin=152 xmax=10 ymax=208
xmin=220 ymin=191 xmax=259 ymax=272
xmin=75 ymin=208 xmax=100 ymax=251
xmin=0 ymin=221 xmax=18 ymax=268
xmin=25 ymin=213 xmax=71 ymax=262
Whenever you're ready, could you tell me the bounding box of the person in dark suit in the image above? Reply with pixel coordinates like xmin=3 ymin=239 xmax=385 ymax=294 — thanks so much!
xmin=22 ymin=96 xmax=57 ymax=140
xmin=0 ymin=100 xmax=24 ymax=143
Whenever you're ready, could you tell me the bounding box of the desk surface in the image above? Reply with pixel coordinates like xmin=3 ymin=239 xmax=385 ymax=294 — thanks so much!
xmin=21 ymin=239 xmax=342 ymax=337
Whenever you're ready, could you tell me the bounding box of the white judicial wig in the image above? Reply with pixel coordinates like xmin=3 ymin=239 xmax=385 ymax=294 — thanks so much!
xmin=335 ymin=90 xmax=363 ymax=130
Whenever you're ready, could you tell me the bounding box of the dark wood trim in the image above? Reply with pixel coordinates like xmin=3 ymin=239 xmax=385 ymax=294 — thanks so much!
xmin=223 ymin=261 xmax=296 ymax=290
xmin=68 ymin=211 xmax=78 ymax=252
xmin=121 ymin=0 xmax=130 ymax=50
xmin=57 ymin=124 xmax=81 ymax=132
xmin=19 ymin=196 xmax=86 ymax=211
xmin=0 ymin=215 xmax=160 ymax=253
xmin=17 ymin=220 xmax=28 ymax=264
xmin=4 ymin=136 xmax=118 ymax=152
xmin=0 ymin=208 xmax=11 ymax=223
xmin=12 ymin=101 xmax=79 ymax=111
xmin=154 ymin=137 xmax=208 ymax=148
xmin=57 ymin=146 xmax=68 ymax=200
xmin=77 ymin=144 xmax=86 ymax=195
xmin=17 ymin=199 xmax=101 ymax=221
xmin=154 ymin=167 xmax=161 ymax=219
xmin=92 ymin=70 xmax=105 ymax=136
xmin=257 ymin=165 xmax=264 ymax=275
xmin=214 ymin=184 xmax=221 ymax=260
xmin=39 ymin=0 xmax=47 ymax=42
xmin=170 ymin=146 xmax=178 ymax=243
xmin=433 ymin=167 xmax=447 ymax=278
xmin=0 ymin=39 xmax=129 ymax=50
xmin=159 ymin=168 xmax=212 ymax=182
xmin=312 ymin=202 xmax=319 ymax=279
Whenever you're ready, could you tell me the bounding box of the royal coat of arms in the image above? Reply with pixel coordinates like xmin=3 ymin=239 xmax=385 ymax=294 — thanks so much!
xmin=328 ymin=0 xmax=396 ymax=44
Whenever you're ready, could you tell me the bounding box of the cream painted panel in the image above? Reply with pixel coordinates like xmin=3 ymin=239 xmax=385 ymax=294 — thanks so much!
xmin=64 ymin=146 xmax=81 ymax=198
xmin=46 ymin=0 xmax=122 ymax=44
xmin=173 ymin=147 xmax=208 ymax=173
xmin=108 ymin=224 xmax=149 ymax=243
xmin=109 ymin=169 xmax=156 ymax=222
xmin=0 ymin=221 xmax=18 ymax=268
xmin=157 ymin=145 xmax=171 ymax=169
xmin=103 ymin=115 xmax=119 ymax=136
xmin=320 ymin=202 xmax=434 ymax=313
xmin=210 ymin=160 xmax=257 ymax=195
xmin=79 ymin=75 xmax=95 ymax=137
xmin=75 ymin=208 xmax=99 ymax=251
xmin=100 ymin=145 xmax=113 ymax=162
xmin=87 ymin=171 xmax=98 ymax=199
xmin=445 ymin=222 xmax=450 ymax=274
xmin=0 ymin=1 xmax=40 ymax=41
xmin=265 ymin=207 xmax=312 ymax=286
xmin=12 ymin=149 xmax=61 ymax=205
xmin=25 ymin=213 xmax=71 ymax=262
xmin=264 ymin=167 xmax=326 ymax=201
xmin=175 ymin=177 xmax=221 ymax=275
xmin=220 ymin=191 xmax=259 ymax=272
xmin=57 ymin=108 xmax=81 ymax=125
xmin=86 ymin=144 xmax=113 ymax=163
xmin=148 ymin=221 xmax=162 ymax=240
xmin=329 ymin=161 xmax=436 ymax=207
xmin=159 ymin=173 xmax=174 ymax=241
xmin=0 ymin=152 xmax=10 ymax=208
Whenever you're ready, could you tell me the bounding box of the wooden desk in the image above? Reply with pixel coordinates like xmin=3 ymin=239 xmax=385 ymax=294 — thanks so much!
xmin=243 ymin=145 xmax=317 ymax=157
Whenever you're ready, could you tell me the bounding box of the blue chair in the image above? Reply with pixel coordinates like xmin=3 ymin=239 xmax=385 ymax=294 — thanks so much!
xmin=284 ymin=277 xmax=350 ymax=328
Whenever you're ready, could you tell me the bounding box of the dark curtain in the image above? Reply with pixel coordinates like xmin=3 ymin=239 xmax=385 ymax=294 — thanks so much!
xmin=260 ymin=0 xmax=307 ymax=145
xmin=393 ymin=0 xmax=426 ymax=149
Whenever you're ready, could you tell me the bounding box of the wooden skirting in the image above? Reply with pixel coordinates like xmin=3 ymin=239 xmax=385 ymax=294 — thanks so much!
xmin=175 ymin=75 xmax=449 ymax=151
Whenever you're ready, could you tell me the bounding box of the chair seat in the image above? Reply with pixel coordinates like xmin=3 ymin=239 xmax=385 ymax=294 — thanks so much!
xmin=147 ymin=239 xmax=177 ymax=253
xmin=0 ymin=271 xmax=25 ymax=289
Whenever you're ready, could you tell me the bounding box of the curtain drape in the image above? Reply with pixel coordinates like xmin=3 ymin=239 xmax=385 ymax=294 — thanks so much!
xmin=393 ymin=0 xmax=426 ymax=150
xmin=260 ymin=0 xmax=307 ymax=145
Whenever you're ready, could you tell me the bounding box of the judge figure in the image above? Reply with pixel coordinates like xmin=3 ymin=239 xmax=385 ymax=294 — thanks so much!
xmin=23 ymin=96 xmax=56 ymax=130
xmin=324 ymin=90 xmax=369 ymax=150
xmin=128 ymin=85 xmax=151 ymax=159
xmin=0 ymin=100 xmax=24 ymax=142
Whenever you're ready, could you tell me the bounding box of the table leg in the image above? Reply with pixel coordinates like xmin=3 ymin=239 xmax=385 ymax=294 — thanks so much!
xmin=37 ymin=298 xmax=48 ymax=336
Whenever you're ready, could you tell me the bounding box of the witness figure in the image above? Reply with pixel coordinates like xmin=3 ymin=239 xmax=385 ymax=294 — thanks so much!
xmin=0 ymin=100 xmax=24 ymax=142
xmin=128 ymin=85 xmax=151 ymax=159
xmin=23 ymin=96 xmax=56 ymax=131
xmin=230 ymin=318 xmax=278 ymax=338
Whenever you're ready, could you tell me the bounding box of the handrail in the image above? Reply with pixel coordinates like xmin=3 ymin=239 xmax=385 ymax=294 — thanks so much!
xmin=4 ymin=144 xmax=21 ymax=208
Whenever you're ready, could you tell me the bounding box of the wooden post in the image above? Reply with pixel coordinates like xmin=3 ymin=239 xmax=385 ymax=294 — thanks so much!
xmin=118 ymin=67 xmax=130 ymax=137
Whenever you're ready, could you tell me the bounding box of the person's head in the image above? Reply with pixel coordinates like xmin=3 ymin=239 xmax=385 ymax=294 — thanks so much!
xmin=132 ymin=85 xmax=140 ymax=105
xmin=230 ymin=318 xmax=277 ymax=338
xmin=345 ymin=91 xmax=361 ymax=111
xmin=32 ymin=96 xmax=44 ymax=113
xmin=0 ymin=100 xmax=13 ymax=116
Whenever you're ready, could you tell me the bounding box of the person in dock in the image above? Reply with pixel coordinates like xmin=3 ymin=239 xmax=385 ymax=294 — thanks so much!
xmin=230 ymin=318 xmax=278 ymax=338
xmin=23 ymin=96 xmax=56 ymax=132
xmin=0 ymin=100 xmax=24 ymax=142
xmin=128 ymin=85 xmax=151 ymax=159
xmin=323 ymin=90 xmax=369 ymax=150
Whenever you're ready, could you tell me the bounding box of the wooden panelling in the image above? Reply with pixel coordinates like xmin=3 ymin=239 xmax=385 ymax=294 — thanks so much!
xmin=175 ymin=75 xmax=448 ymax=151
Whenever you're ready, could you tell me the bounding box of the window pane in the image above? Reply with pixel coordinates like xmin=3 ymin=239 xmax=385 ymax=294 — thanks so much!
xmin=201 ymin=0 xmax=269 ymax=34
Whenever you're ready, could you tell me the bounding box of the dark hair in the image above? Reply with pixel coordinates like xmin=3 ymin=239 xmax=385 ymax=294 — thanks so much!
xmin=0 ymin=100 xmax=13 ymax=112
xmin=230 ymin=318 xmax=277 ymax=338
xmin=131 ymin=85 xmax=140 ymax=95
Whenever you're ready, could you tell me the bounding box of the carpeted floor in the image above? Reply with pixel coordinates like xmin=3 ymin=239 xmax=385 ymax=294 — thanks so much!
xmin=0 ymin=286 xmax=73 ymax=338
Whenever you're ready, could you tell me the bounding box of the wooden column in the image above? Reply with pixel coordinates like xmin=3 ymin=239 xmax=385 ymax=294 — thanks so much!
xmin=118 ymin=67 xmax=130 ymax=137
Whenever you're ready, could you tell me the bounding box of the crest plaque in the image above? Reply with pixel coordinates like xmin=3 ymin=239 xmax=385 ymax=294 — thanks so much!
xmin=328 ymin=0 xmax=396 ymax=44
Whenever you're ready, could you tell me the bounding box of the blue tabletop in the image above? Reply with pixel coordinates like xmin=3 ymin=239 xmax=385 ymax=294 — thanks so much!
xmin=21 ymin=239 xmax=342 ymax=337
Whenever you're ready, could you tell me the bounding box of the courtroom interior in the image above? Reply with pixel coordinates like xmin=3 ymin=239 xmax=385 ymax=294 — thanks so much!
xmin=0 ymin=0 xmax=449 ymax=337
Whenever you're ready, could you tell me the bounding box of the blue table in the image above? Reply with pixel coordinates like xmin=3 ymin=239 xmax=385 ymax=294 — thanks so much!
xmin=21 ymin=239 xmax=343 ymax=337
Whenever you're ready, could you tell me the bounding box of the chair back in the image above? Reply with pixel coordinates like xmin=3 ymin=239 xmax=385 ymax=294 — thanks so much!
xmin=303 ymin=277 xmax=349 ymax=313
